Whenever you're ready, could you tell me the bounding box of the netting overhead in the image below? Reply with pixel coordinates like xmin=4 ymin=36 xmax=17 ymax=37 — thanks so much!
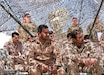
xmin=0 ymin=0 xmax=103 ymax=32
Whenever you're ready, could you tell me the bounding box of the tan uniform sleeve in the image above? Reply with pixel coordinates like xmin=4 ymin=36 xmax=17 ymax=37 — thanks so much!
xmin=87 ymin=23 xmax=92 ymax=34
xmin=18 ymin=25 xmax=27 ymax=40
xmin=53 ymin=44 xmax=63 ymax=66
xmin=31 ymin=23 xmax=37 ymax=32
xmin=3 ymin=42 xmax=13 ymax=55
xmin=79 ymin=26 xmax=83 ymax=32
xmin=64 ymin=45 xmax=77 ymax=65
xmin=67 ymin=27 xmax=71 ymax=33
xmin=26 ymin=23 xmax=37 ymax=37
xmin=88 ymin=42 xmax=98 ymax=58
xmin=28 ymin=43 xmax=37 ymax=66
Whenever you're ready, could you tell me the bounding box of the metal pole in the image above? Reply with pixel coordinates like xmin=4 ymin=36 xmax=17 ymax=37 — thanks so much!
xmin=89 ymin=0 xmax=104 ymax=37
xmin=0 ymin=3 xmax=33 ymax=37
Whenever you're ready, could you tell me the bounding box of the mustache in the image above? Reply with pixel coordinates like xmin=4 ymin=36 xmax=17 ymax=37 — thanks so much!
xmin=46 ymin=38 xmax=52 ymax=41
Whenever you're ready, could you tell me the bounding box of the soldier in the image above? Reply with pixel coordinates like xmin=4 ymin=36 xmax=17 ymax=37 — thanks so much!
xmin=83 ymin=32 xmax=91 ymax=43
xmin=28 ymin=25 xmax=66 ymax=75
xmin=62 ymin=33 xmax=72 ymax=48
xmin=60 ymin=33 xmax=72 ymax=73
xmin=18 ymin=13 xmax=37 ymax=42
xmin=87 ymin=17 xmax=104 ymax=42
xmin=99 ymin=40 xmax=104 ymax=50
xmin=67 ymin=17 xmax=83 ymax=33
xmin=4 ymin=32 xmax=25 ymax=71
xmin=64 ymin=30 xmax=102 ymax=75
xmin=49 ymin=31 xmax=55 ymax=42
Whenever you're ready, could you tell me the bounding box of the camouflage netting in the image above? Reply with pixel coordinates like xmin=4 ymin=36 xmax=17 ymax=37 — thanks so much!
xmin=0 ymin=0 xmax=104 ymax=31
xmin=0 ymin=48 xmax=8 ymax=60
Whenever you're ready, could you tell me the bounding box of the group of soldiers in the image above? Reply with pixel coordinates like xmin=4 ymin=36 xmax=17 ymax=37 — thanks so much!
xmin=1 ymin=13 xmax=104 ymax=75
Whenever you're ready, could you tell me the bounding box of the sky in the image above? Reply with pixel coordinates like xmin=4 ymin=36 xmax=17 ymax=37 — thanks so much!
xmin=0 ymin=32 xmax=11 ymax=48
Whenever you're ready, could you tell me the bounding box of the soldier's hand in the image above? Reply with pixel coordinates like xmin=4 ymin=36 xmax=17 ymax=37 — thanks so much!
xmin=51 ymin=65 xmax=57 ymax=74
xmin=12 ymin=56 xmax=19 ymax=60
xmin=73 ymin=57 xmax=82 ymax=62
xmin=51 ymin=68 xmax=57 ymax=74
xmin=77 ymin=57 xmax=82 ymax=61
xmin=82 ymin=58 xmax=97 ymax=66
xmin=14 ymin=56 xmax=19 ymax=59
xmin=90 ymin=58 xmax=97 ymax=65
xmin=82 ymin=58 xmax=90 ymax=66
xmin=40 ymin=64 xmax=49 ymax=72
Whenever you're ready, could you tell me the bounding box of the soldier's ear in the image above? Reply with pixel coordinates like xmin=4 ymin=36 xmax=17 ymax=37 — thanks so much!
xmin=38 ymin=32 xmax=41 ymax=37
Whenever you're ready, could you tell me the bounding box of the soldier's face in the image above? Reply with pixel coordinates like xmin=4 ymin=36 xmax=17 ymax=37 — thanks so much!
xmin=72 ymin=18 xmax=77 ymax=26
xmin=24 ymin=15 xmax=31 ymax=23
xmin=12 ymin=34 xmax=19 ymax=43
xmin=75 ymin=33 xmax=84 ymax=44
xmin=49 ymin=34 xmax=54 ymax=40
xmin=39 ymin=28 xmax=49 ymax=40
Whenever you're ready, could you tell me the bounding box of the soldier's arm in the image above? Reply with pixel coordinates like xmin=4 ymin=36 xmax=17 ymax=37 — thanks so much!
xmin=85 ymin=42 xmax=99 ymax=65
xmin=31 ymin=23 xmax=37 ymax=32
xmin=19 ymin=42 xmax=24 ymax=54
xmin=87 ymin=23 xmax=92 ymax=33
xmin=101 ymin=23 xmax=104 ymax=32
xmin=67 ymin=27 xmax=71 ymax=33
xmin=17 ymin=25 xmax=24 ymax=36
xmin=17 ymin=26 xmax=21 ymax=33
xmin=3 ymin=42 xmax=13 ymax=55
xmin=79 ymin=26 xmax=83 ymax=32
xmin=64 ymin=46 xmax=80 ymax=65
xmin=28 ymin=43 xmax=39 ymax=66
xmin=52 ymin=44 xmax=63 ymax=66
xmin=28 ymin=23 xmax=37 ymax=32
xmin=17 ymin=25 xmax=27 ymax=39
xmin=89 ymin=42 xmax=98 ymax=58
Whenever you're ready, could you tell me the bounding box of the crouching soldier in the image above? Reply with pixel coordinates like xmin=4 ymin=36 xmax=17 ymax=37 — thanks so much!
xmin=28 ymin=25 xmax=66 ymax=75
xmin=64 ymin=30 xmax=102 ymax=75
xmin=4 ymin=32 xmax=25 ymax=71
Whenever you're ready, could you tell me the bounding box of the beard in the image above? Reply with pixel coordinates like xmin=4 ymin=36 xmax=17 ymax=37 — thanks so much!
xmin=42 ymin=36 xmax=49 ymax=40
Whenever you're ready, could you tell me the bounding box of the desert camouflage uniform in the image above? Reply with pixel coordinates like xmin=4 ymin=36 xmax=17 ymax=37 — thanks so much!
xmin=3 ymin=40 xmax=25 ymax=71
xmin=99 ymin=41 xmax=104 ymax=68
xmin=4 ymin=40 xmax=23 ymax=56
xmin=62 ymin=40 xmax=72 ymax=48
xmin=0 ymin=48 xmax=9 ymax=74
xmin=18 ymin=23 xmax=37 ymax=42
xmin=96 ymin=44 xmax=104 ymax=69
xmin=94 ymin=41 xmax=104 ymax=74
xmin=28 ymin=37 xmax=66 ymax=75
xmin=101 ymin=34 xmax=104 ymax=41
xmin=59 ymin=41 xmax=70 ymax=73
xmin=23 ymin=39 xmax=36 ymax=64
xmin=100 ymin=41 xmax=104 ymax=50
xmin=61 ymin=40 xmax=72 ymax=66
xmin=87 ymin=23 xmax=104 ymax=42
xmin=64 ymin=42 xmax=102 ymax=75
xmin=67 ymin=25 xmax=83 ymax=33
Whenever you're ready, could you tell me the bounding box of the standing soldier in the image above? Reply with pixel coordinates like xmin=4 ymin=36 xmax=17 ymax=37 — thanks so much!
xmin=18 ymin=13 xmax=37 ymax=42
xmin=67 ymin=17 xmax=83 ymax=33
xmin=64 ymin=30 xmax=102 ymax=75
xmin=87 ymin=17 xmax=104 ymax=42
xmin=28 ymin=25 xmax=66 ymax=75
